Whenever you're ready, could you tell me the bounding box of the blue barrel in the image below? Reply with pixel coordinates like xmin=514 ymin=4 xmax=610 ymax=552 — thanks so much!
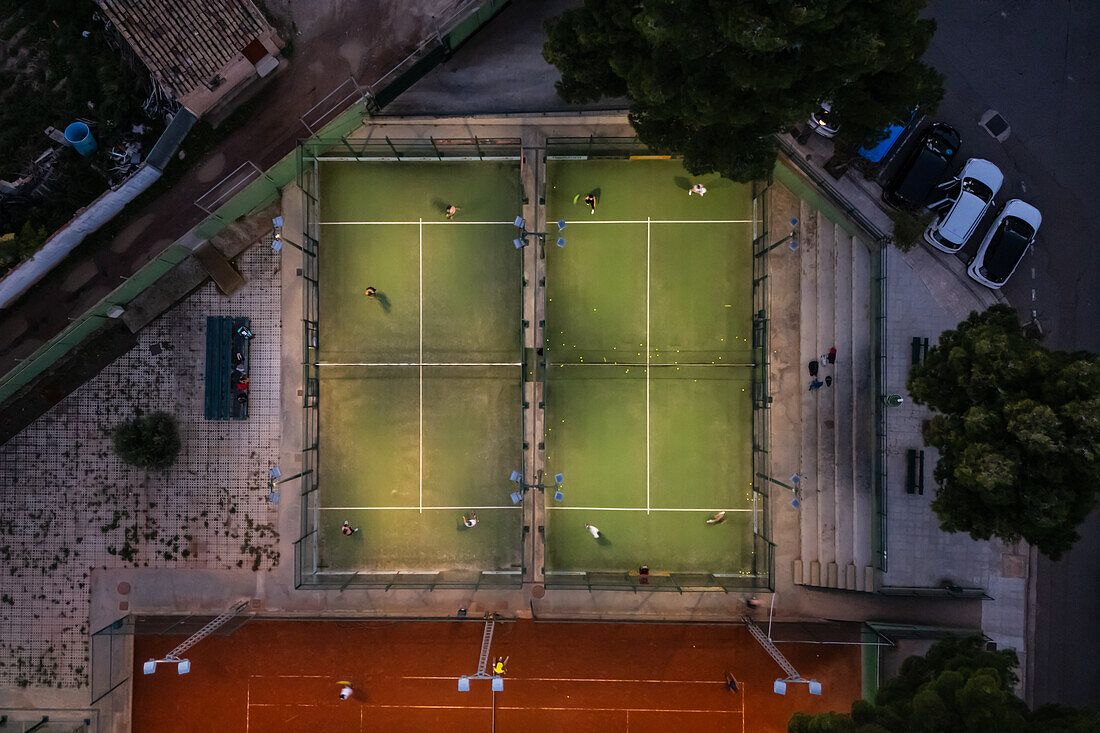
xmin=64 ymin=122 xmax=97 ymax=156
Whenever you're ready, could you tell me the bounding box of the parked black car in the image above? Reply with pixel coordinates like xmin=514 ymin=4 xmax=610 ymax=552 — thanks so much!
xmin=882 ymin=123 xmax=961 ymax=209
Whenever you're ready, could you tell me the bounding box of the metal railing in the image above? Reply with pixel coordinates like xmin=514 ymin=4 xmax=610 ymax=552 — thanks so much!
xmin=539 ymin=153 xmax=773 ymax=592
xmin=301 ymin=136 xmax=521 ymax=162
xmin=545 ymin=136 xmax=651 ymax=159
xmin=751 ymin=178 xmax=776 ymax=589
xmin=873 ymin=245 xmax=888 ymax=571
xmin=542 ymin=572 xmax=765 ymax=593
xmin=292 ymin=144 xmax=525 ymax=590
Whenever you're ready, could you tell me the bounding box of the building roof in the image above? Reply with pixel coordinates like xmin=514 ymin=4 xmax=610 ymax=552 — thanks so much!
xmin=95 ymin=0 xmax=275 ymax=102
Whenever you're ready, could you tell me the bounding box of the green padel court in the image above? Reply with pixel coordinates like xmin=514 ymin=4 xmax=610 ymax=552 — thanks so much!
xmin=316 ymin=161 xmax=524 ymax=574
xmin=544 ymin=159 xmax=757 ymax=576
xmin=311 ymin=157 xmax=759 ymax=581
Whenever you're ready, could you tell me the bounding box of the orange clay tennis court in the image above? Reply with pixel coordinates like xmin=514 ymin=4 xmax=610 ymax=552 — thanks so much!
xmin=132 ymin=618 xmax=860 ymax=732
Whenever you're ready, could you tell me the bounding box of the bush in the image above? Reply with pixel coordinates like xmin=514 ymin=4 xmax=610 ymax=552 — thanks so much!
xmin=887 ymin=208 xmax=934 ymax=252
xmin=111 ymin=411 xmax=181 ymax=470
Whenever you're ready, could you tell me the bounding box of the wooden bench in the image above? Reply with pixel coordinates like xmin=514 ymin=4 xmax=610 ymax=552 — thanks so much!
xmin=911 ymin=337 xmax=929 ymax=365
xmin=906 ymin=449 xmax=925 ymax=495
xmin=204 ymin=316 xmax=251 ymax=420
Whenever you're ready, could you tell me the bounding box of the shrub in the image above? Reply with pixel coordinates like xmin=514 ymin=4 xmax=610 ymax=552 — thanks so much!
xmin=888 ymin=208 xmax=934 ymax=252
xmin=111 ymin=411 xmax=181 ymax=470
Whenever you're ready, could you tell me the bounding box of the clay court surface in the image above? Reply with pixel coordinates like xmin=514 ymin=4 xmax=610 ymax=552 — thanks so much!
xmin=133 ymin=618 xmax=860 ymax=732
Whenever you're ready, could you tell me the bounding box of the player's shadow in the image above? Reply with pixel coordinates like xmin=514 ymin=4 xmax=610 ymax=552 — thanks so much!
xmin=673 ymin=176 xmax=691 ymax=191
xmin=432 ymin=198 xmax=449 ymax=216
xmin=596 ymin=534 xmax=611 ymax=546
xmin=374 ymin=291 xmax=392 ymax=313
xmin=589 ymin=187 xmax=602 ymax=201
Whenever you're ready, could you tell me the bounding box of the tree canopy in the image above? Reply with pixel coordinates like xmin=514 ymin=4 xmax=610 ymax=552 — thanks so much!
xmin=112 ymin=411 xmax=182 ymax=470
xmin=543 ymin=0 xmax=944 ymax=181
xmin=788 ymin=636 xmax=1100 ymax=733
xmin=906 ymin=305 xmax=1100 ymax=559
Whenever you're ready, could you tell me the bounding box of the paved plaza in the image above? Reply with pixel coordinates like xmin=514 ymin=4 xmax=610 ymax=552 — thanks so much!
xmin=0 ymin=244 xmax=280 ymax=688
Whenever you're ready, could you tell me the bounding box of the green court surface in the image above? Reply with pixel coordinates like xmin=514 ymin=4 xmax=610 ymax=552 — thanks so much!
xmin=316 ymin=161 xmax=523 ymax=573
xmin=544 ymin=159 xmax=757 ymax=575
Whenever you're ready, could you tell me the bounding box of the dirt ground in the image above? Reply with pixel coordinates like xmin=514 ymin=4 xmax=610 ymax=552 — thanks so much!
xmin=132 ymin=618 xmax=861 ymax=732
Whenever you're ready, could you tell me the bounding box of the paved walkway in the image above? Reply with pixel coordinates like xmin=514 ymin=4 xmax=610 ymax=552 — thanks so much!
xmin=883 ymin=246 xmax=1030 ymax=684
xmin=0 ymin=243 xmax=281 ymax=689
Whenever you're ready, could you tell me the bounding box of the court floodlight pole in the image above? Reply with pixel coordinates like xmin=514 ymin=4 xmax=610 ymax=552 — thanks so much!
xmin=142 ymin=600 xmax=250 ymax=676
xmin=458 ymin=617 xmax=505 ymax=692
xmin=512 ymin=216 xmax=566 ymax=257
xmin=756 ymin=217 xmax=800 ymax=256
xmin=743 ymin=615 xmax=822 ymax=696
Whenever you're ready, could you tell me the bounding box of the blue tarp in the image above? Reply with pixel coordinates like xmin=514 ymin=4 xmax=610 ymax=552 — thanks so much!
xmin=858 ymin=123 xmax=907 ymax=162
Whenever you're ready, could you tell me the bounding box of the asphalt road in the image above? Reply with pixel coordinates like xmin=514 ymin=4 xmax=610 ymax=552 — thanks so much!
xmin=924 ymin=0 xmax=1100 ymax=708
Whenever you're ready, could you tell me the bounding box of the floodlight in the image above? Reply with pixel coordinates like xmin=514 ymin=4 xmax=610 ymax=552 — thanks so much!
xmin=177 ymin=659 xmax=191 ymax=675
xmin=143 ymin=660 xmax=157 ymax=675
xmin=513 ymin=238 xmax=526 ymax=249
xmin=270 ymin=467 xmax=282 ymax=480
xmin=789 ymin=217 xmax=799 ymax=228
xmin=556 ymin=238 xmax=566 ymax=248
xmin=492 ymin=676 xmax=504 ymax=692
xmin=514 ymin=216 xmax=526 ymax=229
xmin=273 ymin=216 xmax=285 ymax=227
xmin=554 ymin=473 xmax=564 ymax=484
xmin=773 ymin=679 xmax=787 ymax=695
xmin=808 ymin=680 xmax=822 ymax=695
xmin=271 ymin=238 xmax=283 ymax=252
xmin=458 ymin=676 xmax=470 ymax=692
xmin=557 ymin=220 xmax=567 ymax=230
xmin=509 ymin=471 xmax=522 ymax=483
xmin=788 ymin=239 xmax=799 ymax=252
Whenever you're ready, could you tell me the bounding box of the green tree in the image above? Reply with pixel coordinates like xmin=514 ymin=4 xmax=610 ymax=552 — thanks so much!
xmin=111 ymin=411 xmax=182 ymax=470
xmin=789 ymin=637 xmax=1099 ymax=733
xmin=543 ymin=0 xmax=943 ymax=182
xmin=907 ymin=305 xmax=1100 ymax=559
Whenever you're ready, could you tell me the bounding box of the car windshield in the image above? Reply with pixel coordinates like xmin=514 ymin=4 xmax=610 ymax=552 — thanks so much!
xmin=961 ymin=177 xmax=994 ymax=202
xmin=980 ymin=217 xmax=1034 ymax=282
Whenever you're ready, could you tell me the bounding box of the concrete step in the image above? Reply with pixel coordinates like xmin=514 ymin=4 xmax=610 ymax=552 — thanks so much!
xmin=851 ymin=236 xmax=876 ymax=573
xmin=833 ymin=228 xmax=855 ymax=579
xmin=814 ymin=213 xmax=837 ymax=581
xmin=798 ymin=200 xmax=820 ymax=574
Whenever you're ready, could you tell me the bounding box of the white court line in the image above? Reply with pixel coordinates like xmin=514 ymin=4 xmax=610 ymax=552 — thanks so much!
xmin=646 ymin=216 xmax=651 ymax=516
xmin=545 ymin=506 xmax=752 ymax=513
xmin=318 ymin=219 xmax=754 ymax=225
xmin=320 ymin=505 xmax=521 ymax=511
xmin=317 ymin=362 xmax=522 ymax=367
xmin=404 ymin=675 xmax=726 ymax=685
xmin=319 ymin=220 xmax=514 ymax=225
xmin=418 ymin=218 xmax=423 ymax=515
xmin=550 ymin=219 xmax=754 ymax=224
xmin=245 ymin=703 xmax=739 ymax=714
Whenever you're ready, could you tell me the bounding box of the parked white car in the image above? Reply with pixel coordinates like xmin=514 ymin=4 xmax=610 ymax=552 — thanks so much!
xmin=923 ymin=158 xmax=1004 ymax=253
xmin=967 ymin=200 xmax=1041 ymax=288
xmin=809 ymin=102 xmax=839 ymax=138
